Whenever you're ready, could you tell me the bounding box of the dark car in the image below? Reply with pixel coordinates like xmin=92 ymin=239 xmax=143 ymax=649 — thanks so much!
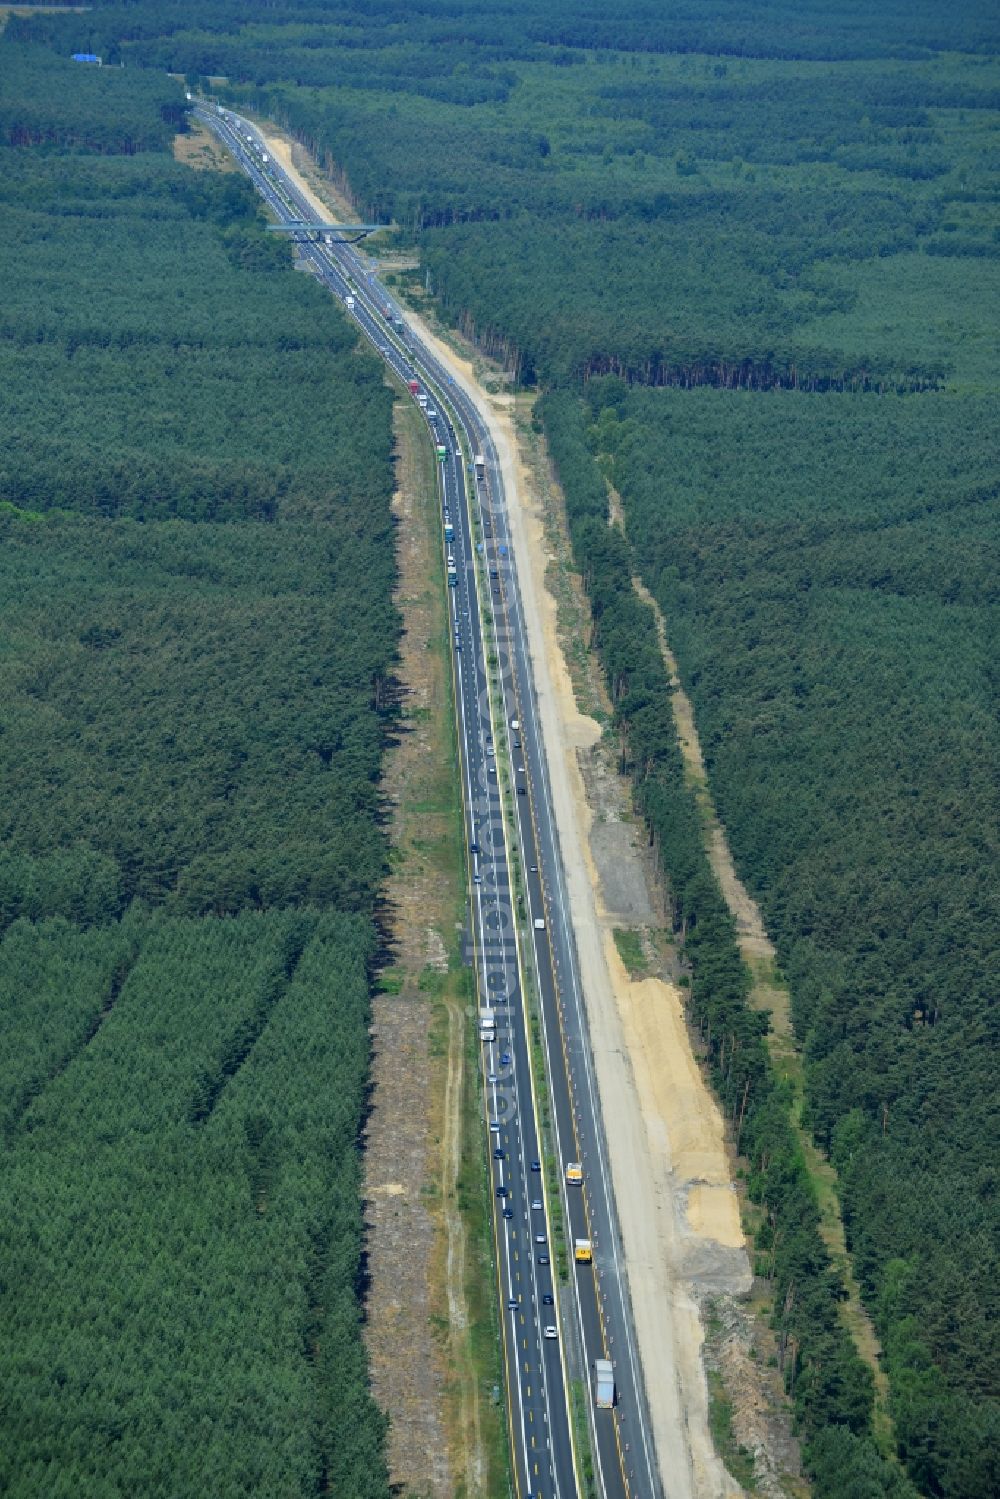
xmin=502 ymin=1207 xmax=514 ymax=1220
xmin=493 ymin=1147 xmax=505 ymax=1160
xmin=496 ymin=1186 xmax=509 ymax=1199
xmin=537 ymin=1253 xmax=550 ymax=1266
xmin=530 ymin=1160 xmax=541 ymax=1172
xmin=542 ymin=1292 xmax=554 ymax=1306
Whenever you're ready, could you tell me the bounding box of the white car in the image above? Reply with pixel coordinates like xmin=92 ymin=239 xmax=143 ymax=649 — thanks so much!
xmin=531 ymin=1199 xmax=543 ymax=1211
xmin=543 ymin=1325 xmax=558 ymax=1341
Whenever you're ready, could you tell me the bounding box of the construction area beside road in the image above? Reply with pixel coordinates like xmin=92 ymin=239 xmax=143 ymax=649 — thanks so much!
xmin=388 ymin=317 xmax=753 ymax=1499
xmin=254 ymin=117 xmax=790 ymax=1498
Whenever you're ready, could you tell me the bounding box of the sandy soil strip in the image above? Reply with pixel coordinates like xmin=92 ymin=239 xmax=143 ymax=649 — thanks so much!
xmin=260 ymin=135 xmax=334 ymax=223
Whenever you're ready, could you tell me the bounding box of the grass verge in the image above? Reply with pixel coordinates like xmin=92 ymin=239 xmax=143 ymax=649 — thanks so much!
xmin=611 ymin=927 xmax=647 ymax=979
xmin=570 ymin=1378 xmax=598 ymax=1499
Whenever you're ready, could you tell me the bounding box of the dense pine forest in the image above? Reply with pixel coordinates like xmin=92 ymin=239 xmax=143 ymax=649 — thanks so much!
xmin=6 ymin=2 xmax=999 ymax=1497
xmin=0 ymin=40 xmax=394 ymax=1497
xmin=549 ymin=384 xmax=998 ymax=1499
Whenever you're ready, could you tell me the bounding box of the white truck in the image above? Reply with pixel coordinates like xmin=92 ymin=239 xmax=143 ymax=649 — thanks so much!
xmin=479 ymin=1007 xmax=496 ymax=1043
xmin=594 ymin=1359 xmax=615 ymax=1409
xmin=474 ymin=454 xmax=486 ymax=480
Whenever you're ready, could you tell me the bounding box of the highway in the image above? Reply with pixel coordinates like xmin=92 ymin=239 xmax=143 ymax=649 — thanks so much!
xmin=198 ymin=103 xmax=663 ymax=1499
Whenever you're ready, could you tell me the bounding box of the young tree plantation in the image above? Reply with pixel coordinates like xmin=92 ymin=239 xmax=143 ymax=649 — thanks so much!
xmin=0 ymin=42 xmax=395 ymax=1496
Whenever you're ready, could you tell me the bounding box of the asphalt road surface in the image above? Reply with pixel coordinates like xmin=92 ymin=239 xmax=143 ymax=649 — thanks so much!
xmin=198 ymin=103 xmax=663 ymax=1499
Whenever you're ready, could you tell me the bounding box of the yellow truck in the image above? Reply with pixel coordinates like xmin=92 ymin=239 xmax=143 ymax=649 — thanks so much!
xmin=574 ymin=1238 xmax=593 ymax=1264
xmin=565 ymin=1161 xmax=583 ymax=1186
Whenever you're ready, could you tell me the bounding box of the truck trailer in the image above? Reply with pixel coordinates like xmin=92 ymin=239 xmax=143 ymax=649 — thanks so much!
xmin=594 ymin=1359 xmax=615 ymax=1410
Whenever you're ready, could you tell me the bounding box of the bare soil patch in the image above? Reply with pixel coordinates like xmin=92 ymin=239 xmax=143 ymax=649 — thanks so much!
xmin=173 ymin=120 xmax=237 ymax=173
xmin=366 ymin=991 xmax=450 ymax=1497
xmin=0 ymin=4 xmax=85 ymax=26
xmin=703 ymin=1294 xmax=810 ymax=1499
xmin=362 ymin=400 xmax=454 ymax=1498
